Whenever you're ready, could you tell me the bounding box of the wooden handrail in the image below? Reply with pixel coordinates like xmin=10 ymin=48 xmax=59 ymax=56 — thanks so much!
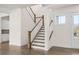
xmin=29 ymin=7 xmax=36 ymax=23
xmin=26 ymin=8 xmax=34 ymax=22
xmin=31 ymin=15 xmax=44 ymax=32
xmin=28 ymin=15 xmax=44 ymax=49
xmin=49 ymin=20 xmax=53 ymax=26
xmin=42 ymin=15 xmax=44 ymax=26
xmin=49 ymin=30 xmax=53 ymax=40
xmin=26 ymin=7 xmax=36 ymax=23
xmin=49 ymin=20 xmax=53 ymax=40
xmin=31 ymin=19 xmax=41 ymax=32
xmin=29 ymin=7 xmax=36 ymax=16
xmin=34 ymin=14 xmax=36 ymax=23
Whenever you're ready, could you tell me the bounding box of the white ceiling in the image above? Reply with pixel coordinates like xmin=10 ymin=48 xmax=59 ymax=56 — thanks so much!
xmin=0 ymin=4 xmax=35 ymax=13
xmin=0 ymin=4 xmax=77 ymax=14
xmin=42 ymin=4 xmax=76 ymax=9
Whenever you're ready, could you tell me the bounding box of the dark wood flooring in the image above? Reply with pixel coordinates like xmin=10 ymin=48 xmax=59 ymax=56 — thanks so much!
xmin=0 ymin=42 xmax=79 ymax=55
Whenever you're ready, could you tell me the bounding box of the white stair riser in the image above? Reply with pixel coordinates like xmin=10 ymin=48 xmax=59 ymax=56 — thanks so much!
xmin=37 ymin=35 xmax=45 ymax=37
xmin=36 ymin=37 xmax=45 ymax=39
xmin=34 ymin=40 xmax=45 ymax=42
xmin=32 ymin=46 xmax=45 ymax=50
xmin=37 ymin=34 xmax=44 ymax=35
xmin=38 ymin=33 xmax=44 ymax=34
xmin=32 ymin=43 xmax=44 ymax=46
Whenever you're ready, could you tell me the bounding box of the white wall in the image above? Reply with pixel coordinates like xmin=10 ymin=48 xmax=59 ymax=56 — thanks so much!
xmin=21 ymin=8 xmax=35 ymax=46
xmin=9 ymin=8 xmax=22 ymax=46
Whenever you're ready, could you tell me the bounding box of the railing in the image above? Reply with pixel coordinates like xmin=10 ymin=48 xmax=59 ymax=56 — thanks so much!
xmin=28 ymin=15 xmax=44 ymax=49
xmin=49 ymin=30 xmax=53 ymax=40
xmin=26 ymin=7 xmax=36 ymax=23
xmin=29 ymin=7 xmax=36 ymax=23
xmin=49 ymin=20 xmax=53 ymax=40
xmin=26 ymin=8 xmax=34 ymax=21
xmin=49 ymin=20 xmax=53 ymax=26
xmin=29 ymin=7 xmax=35 ymax=16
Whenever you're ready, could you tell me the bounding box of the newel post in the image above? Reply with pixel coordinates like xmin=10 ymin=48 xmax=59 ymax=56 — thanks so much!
xmin=42 ymin=15 xmax=44 ymax=26
xmin=28 ymin=31 xmax=32 ymax=49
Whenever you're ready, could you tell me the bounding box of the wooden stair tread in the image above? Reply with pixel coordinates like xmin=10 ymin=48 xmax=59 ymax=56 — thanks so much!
xmin=32 ymin=44 xmax=45 ymax=47
xmin=39 ymin=30 xmax=44 ymax=32
xmin=38 ymin=33 xmax=45 ymax=35
xmin=37 ymin=36 xmax=45 ymax=37
xmin=33 ymin=41 xmax=45 ymax=44
xmin=35 ymin=38 xmax=45 ymax=40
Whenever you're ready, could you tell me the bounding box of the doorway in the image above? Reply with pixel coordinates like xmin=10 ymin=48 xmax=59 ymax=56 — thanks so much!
xmin=1 ymin=16 xmax=9 ymax=43
xmin=72 ymin=15 xmax=79 ymax=48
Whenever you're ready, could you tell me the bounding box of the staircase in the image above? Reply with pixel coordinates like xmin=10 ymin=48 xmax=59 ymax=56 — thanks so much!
xmin=32 ymin=25 xmax=45 ymax=49
xmin=27 ymin=7 xmax=45 ymax=50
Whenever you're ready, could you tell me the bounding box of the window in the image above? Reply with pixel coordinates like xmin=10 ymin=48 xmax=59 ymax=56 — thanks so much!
xmin=56 ymin=16 xmax=65 ymax=24
xmin=74 ymin=15 xmax=79 ymax=25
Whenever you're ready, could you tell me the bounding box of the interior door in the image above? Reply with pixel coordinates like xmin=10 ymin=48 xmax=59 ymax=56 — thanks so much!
xmin=54 ymin=15 xmax=71 ymax=47
xmin=72 ymin=15 xmax=79 ymax=48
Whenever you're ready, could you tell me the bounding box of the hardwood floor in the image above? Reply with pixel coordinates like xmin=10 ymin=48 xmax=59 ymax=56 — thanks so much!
xmin=1 ymin=42 xmax=79 ymax=55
